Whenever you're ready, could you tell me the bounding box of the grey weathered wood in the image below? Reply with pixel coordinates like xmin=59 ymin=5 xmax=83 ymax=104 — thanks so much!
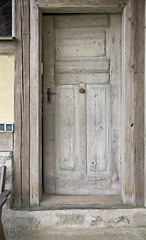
xmin=0 ymin=41 xmax=15 ymax=55
xmin=78 ymin=83 xmax=86 ymax=177
xmin=86 ymin=85 xmax=108 ymax=173
xmin=43 ymin=15 xmax=56 ymax=194
xmin=0 ymin=133 xmax=13 ymax=152
xmin=56 ymin=28 xmax=106 ymax=58
xmin=21 ymin=0 xmax=30 ymax=208
xmin=134 ymin=0 xmax=145 ymax=206
xmin=122 ymin=0 xmax=136 ymax=205
xmin=55 ymin=85 xmax=77 ymax=178
xmin=30 ymin=0 xmax=40 ymax=206
xmin=36 ymin=0 xmax=128 ymax=13
xmin=55 ymin=59 xmax=110 ymax=84
xmin=108 ymin=14 xmax=122 ymax=191
xmin=14 ymin=0 xmax=30 ymax=207
xmin=55 ymin=59 xmax=109 ymax=73
xmin=55 ymin=73 xmax=109 ymax=85
xmin=11 ymin=0 xmax=145 ymax=206
xmin=145 ymin=1 xmax=146 ymax=208
xmin=55 ymin=14 xmax=109 ymax=28
xmin=43 ymin=14 xmax=122 ymax=196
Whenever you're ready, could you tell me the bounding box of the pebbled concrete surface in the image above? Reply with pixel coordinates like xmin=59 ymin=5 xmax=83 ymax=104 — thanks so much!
xmin=3 ymin=226 xmax=146 ymax=240
xmin=2 ymin=208 xmax=146 ymax=240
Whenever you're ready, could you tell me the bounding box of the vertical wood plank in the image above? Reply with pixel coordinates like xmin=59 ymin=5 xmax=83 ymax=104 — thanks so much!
xmin=56 ymin=86 xmax=76 ymax=173
xmin=30 ymin=0 xmax=40 ymax=206
xmin=134 ymin=0 xmax=145 ymax=206
xmin=123 ymin=0 xmax=145 ymax=206
xmin=78 ymin=83 xmax=86 ymax=176
xmin=14 ymin=0 xmax=30 ymax=207
xmin=43 ymin=16 xmax=56 ymax=194
xmin=21 ymin=0 xmax=30 ymax=208
xmin=144 ymin=0 xmax=146 ymax=207
xmin=36 ymin=0 xmax=128 ymax=12
xmin=86 ymin=85 xmax=108 ymax=173
xmin=108 ymin=14 xmax=122 ymax=190
xmin=122 ymin=0 xmax=135 ymax=205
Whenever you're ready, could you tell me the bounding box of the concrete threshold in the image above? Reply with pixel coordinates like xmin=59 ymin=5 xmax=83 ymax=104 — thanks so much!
xmin=2 ymin=207 xmax=146 ymax=240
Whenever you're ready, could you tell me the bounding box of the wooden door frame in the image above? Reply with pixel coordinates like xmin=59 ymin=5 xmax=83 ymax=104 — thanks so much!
xmin=14 ymin=0 xmax=145 ymax=207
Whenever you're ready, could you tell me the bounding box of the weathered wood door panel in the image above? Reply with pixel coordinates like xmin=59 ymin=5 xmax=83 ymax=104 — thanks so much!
xmin=43 ymin=14 xmax=121 ymax=195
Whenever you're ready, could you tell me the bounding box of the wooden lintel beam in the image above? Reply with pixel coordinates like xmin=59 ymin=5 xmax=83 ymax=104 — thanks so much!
xmin=36 ymin=0 xmax=128 ymax=12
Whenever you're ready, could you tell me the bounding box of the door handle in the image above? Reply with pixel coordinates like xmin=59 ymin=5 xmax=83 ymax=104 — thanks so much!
xmin=47 ymin=88 xmax=56 ymax=102
xmin=79 ymin=88 xmax=85 ymax=93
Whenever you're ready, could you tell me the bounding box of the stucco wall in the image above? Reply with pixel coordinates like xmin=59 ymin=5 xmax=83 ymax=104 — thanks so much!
xmin=0 ymin=55 xmax=14 ymax=123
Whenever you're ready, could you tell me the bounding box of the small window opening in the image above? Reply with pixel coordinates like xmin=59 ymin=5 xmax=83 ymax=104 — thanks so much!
xmin=0 ymin=0 xmax=12 ymax=37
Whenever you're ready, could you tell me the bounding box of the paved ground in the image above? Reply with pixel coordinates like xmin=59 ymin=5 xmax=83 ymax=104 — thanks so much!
xmin=3 ymin=226 xmax=146 ymax=240
xmin=2 ymin=208 xmax=146 ymax=240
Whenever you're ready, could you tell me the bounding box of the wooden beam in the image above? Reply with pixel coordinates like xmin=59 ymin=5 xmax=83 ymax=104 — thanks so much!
xmin=0 ymin=41 xmax=15 ymax=55
xmin=122 ymin=0 xmax=136 ymax=205
xmin=36 ymin=0 xmax=128 ymax=13
xmin=36 ymin=0 xmax=128 ymax=11
xmin=145 ymin=1 xmax=146 ymax=208
xmin=123 ymin=0 xmax=145 ymax=206
xmin=14 ymin=0 xmax=30 ymax=208
xmin=134 ymin=0 xmax=145 ymax=206
xmin=30 ymin=0 xmax=40 ymax=206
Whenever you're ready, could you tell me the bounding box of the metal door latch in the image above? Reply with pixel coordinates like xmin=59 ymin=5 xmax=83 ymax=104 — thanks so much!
xmin=47 ymin=88 xmax=56 ymax=102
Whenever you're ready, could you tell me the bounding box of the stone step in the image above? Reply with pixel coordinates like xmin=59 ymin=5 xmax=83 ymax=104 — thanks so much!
xmin=2 ymin=208 xmax=146 ymax=239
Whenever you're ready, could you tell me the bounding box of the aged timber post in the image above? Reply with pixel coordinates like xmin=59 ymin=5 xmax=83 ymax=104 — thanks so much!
xmin=14 ymin=0 xmax=30 ymax=208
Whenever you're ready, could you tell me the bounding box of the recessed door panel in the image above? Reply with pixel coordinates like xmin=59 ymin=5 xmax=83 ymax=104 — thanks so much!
xmin=86 ymin=85 xmax=109 ymax=174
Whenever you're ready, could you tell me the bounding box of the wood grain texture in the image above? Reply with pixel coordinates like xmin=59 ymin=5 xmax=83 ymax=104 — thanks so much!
xmin=55 ymin=59 xmax=110 ymax=84
xmin=55 ymin=85 xmax=77 ymax=173
xmin=12 ymin=0 xmax=145 ymax=206
xmin=14 ymin=0 xmax=30 ymax=208
xmin=55 ymin=28 xmax=106 ymax=59
xmin=43 ymin=15 xmax=56 ymax=194
xmin=30 ymin=0 xmax=40 ymax=206
xmin=144 ymin=1 xmax=146 ymax=207
xmin=108 ymin=14 xmax=122 ymax=193
xmin=55 ymin=14 xmax=109 ymax=28
xmin=0 ymin=41 xmax=15 ymax=55
xmin=0 ymin=133 xmax=13 ymax=151
xmin=134 ymin=0 xmax=145 ymax=206
xmin=77 ymin=83 xmax=86 ymax=177
xmin=122 ymin=0 xmax=136 ymax=205
xmin=86 ymin=85 xmax=108 ymax=173
xmin=36 ymin=0 xmax=128 ymax=13
xmin=43 ymin=14 xmax=122 ymax=196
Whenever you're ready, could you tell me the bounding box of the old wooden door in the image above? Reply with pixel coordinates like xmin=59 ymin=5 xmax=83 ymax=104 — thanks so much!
xmin=43 ymin=14 xmax=122 ymax=195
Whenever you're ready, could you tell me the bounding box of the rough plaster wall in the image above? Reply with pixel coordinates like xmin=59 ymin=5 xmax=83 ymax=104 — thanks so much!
xmin=0 ymin=55 xmax=14 ymax=123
